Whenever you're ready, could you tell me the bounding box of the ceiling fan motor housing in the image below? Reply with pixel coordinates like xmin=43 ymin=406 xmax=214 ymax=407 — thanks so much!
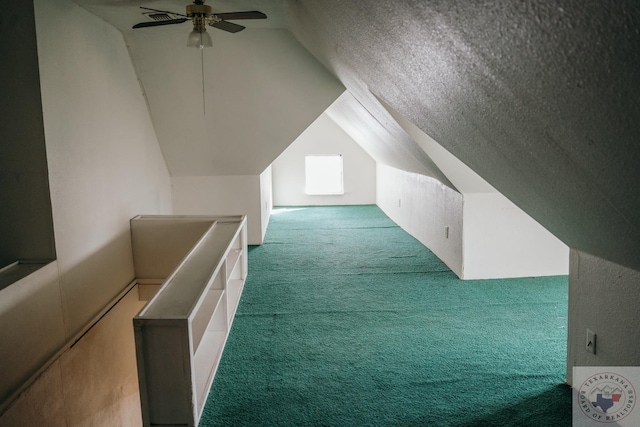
xmin=186 ymin=3 xmax=212 ymax=17
xmin=186 ymin=3 xmax=214 ymax=32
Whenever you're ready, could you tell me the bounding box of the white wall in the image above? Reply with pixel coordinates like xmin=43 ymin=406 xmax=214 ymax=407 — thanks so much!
xmin=0 ymin=0 xmax=172 ymax=420
xmin=171 ymin=175 xmax=265 ymax=245
xmin=259 ymin=166 xmax=273 ymax=241
xmin=0 ymin=263 xmax=64 ymax=413
xmin=566 ymin=250 xmax=640 ymax=386
xmin=376 ymin=164 xmax=464 ymax=277
xmin=272 ymin=113 xmax=376 ymax=206
xmin=376 ymin=164 xmax=569 ymax=280
xmin=462 ymin=193 xmax=569 ymax=279
xmin=37 ymin=0 xmax=172 ymax=339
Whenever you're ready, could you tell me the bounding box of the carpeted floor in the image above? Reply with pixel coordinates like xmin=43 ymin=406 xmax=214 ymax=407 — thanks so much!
xmin=200 ymin=205 xmax=571 ymax=426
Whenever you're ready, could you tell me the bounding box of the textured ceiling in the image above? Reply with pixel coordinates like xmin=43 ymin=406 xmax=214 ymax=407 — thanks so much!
xmin=287 ymin=0 xmax=640 ymax=271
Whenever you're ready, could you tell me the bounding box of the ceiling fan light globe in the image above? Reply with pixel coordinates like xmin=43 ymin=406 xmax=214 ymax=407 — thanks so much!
xmin=187 ymin=29 xmax=213 ymax=49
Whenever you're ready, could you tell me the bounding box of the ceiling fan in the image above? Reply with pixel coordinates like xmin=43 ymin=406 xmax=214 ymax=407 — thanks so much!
xmin=133 ymin=0 xmax=267 ymax=48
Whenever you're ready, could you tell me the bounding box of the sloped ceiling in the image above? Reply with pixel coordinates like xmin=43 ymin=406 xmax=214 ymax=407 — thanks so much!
xmin=288 ymin=0 xmax=640 ymax=272
xmin=74 ymin=0 xmax=344 ymax=176
xmin=125 ymin=27 xmax=344 ymax=176
xmin=72 ymin=0 xmax=640 ymax=271
xmin=325 ymin=92 xmax=456 ymax=190
xmin=376 ymin=95 xmax=496 ymax=195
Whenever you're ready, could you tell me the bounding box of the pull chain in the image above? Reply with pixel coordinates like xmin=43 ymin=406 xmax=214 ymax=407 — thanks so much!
xmin=200 ymin=43 xmax=206 ymax=115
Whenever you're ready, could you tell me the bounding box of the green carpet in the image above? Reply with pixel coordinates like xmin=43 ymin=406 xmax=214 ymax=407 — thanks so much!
xmin=200 ymin=205 xmax=570 ymax=426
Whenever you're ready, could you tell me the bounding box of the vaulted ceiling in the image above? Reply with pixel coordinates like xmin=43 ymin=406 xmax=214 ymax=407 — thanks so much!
xmin=73 ymin=0 xmax=640 ymax=271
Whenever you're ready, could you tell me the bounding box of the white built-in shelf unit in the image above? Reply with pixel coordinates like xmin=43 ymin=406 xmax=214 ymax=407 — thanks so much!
xmin=131 ymin=215 xmax=247 ymax=427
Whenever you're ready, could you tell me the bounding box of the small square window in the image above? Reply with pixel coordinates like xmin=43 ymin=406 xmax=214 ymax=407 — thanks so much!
xmin=305 ymin=155 xmax=344 ymax=195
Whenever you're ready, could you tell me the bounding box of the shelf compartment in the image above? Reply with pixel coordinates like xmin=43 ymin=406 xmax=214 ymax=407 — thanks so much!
xmin=225 ymin=249 xmax=243 ymax=281
xmin=226 ymin=279 xmax=244 ymax=323
xmin=193 ymin=329 xmax=226 ymax=413
xmin=191 ymin=288 xmax=225 ymax=352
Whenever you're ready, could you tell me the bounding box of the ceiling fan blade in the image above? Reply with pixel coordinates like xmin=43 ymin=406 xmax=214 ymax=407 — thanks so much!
xmin=214 ymin=11 xmax=267 ymax=20
xmin=132 ymin=18 xmax=189 ymax=29
xmin=209 ymin=20 xmax=246 ymax=33
xmin=140 ymin=6 xmax=188 ymax=18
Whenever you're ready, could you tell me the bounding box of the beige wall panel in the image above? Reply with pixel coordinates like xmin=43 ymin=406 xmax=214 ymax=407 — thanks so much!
xmin=59 ymin=288 xmax=145 ymax=427
xmin=0 ymin=360 xmax=66 ymax=427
